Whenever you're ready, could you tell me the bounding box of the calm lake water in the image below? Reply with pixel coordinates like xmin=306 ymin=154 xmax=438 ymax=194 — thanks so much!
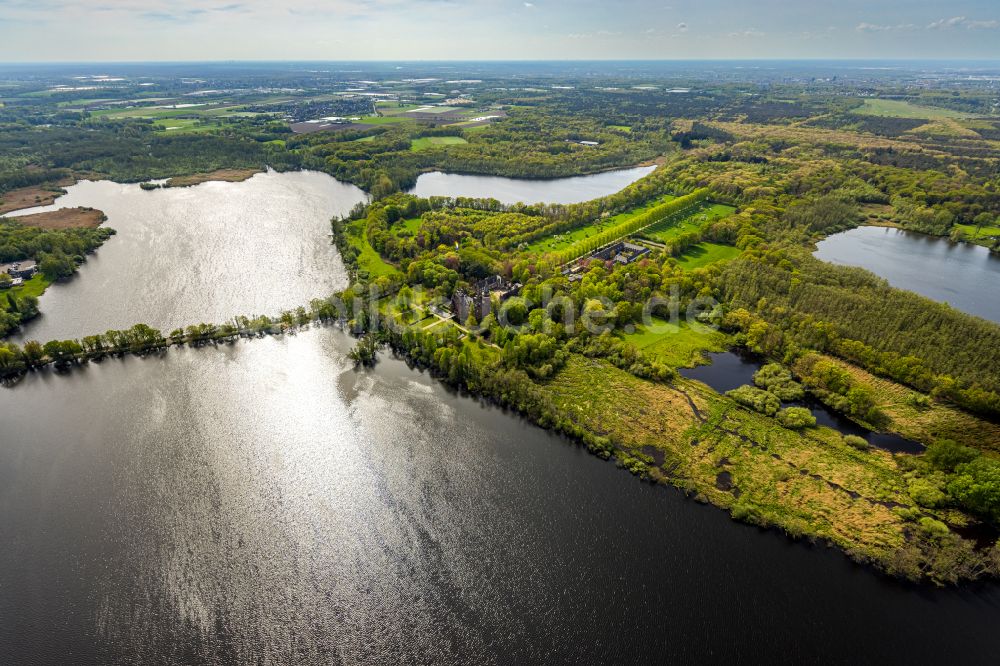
xmin=2 ymin=328 xmax=999 ymax=664
xmin=8 ymin=170 xmax=367 ymax=341
xmin=814 ymin=226 xmax=1000 ymax=324
xmin=407 ymin=166 xmax=656 ymax=204
xmin=681 ymin=351 xmax=924 ymax=454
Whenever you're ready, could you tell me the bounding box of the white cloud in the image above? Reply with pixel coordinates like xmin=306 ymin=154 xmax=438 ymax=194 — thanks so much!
xmin=855 ymin=22 xmax=916 ymax=33
xmin=928 ymin=16 xmax=967 ymax=29
xmin=927 ymin=16 xmax=999 ymax=30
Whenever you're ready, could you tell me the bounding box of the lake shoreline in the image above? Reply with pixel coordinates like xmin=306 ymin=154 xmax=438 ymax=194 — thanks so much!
xmin=4 ymin=315 xmax=998 ymax=589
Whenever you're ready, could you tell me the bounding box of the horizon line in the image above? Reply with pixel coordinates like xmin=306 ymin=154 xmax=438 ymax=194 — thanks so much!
xmin=2 ymin=57 xmax=1000 ymax=66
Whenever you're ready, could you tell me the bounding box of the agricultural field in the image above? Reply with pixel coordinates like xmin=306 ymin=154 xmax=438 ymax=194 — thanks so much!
xmin=675 ymin=242 xmax=743 ymax=269
xmin=356 ymin=115 xmax=416 ymax=125
xmin=853 ymin=99 xmax=976 ymax=120
xmin=374 ymin=102 xmax=426 ymax=115
xmin=409 ymin=136 xmax=469 ymax=151
xmin=621 ymin=317 xmax=729 ymax=368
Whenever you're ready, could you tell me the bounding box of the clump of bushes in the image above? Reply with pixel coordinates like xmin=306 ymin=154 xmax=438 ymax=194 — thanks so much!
xmin=726 ymin=384 xmax=780 ymax=416
xmin=754 ymin=363 xmax=805 ymax=401
xmin=777 ymin=406 xmax=817 ymax=430
xmin=844 ymin=434 xmax=870 ymax=451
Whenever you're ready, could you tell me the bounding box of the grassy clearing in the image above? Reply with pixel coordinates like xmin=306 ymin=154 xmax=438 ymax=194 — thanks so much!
xmin=526 ymin=193 xmax=677 ymax=254
xmin=853 ymin=99 xmax=974 ymax=120
xmin=409 ymin=136 xmax=469 ymax=152
xmin=545 ymin=355 xmax=702 ymax=450
xmin=622 ymin=317 xmax=729 ymax=368
xmin=8 ymin=273 xmax=51 ymax=301
xmin=608 ymin=125 xmax=632 ymax=132
xmin=641 ymin=203 xmax=735 ymax=244
xmin=955 ymin=223 xmax=1000 ymax=249
xmin=391 ymin=217 xmax=423 ymax=236
xmin=153 ymin=118 xmax=221 ymax=133
xmin=676 ymin=242 xmax=743 ymax=269
xmin=347 ymin=220 xmax=401 ymax=278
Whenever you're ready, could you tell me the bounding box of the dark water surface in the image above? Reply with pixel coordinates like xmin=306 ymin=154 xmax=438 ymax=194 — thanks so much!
xmin=406 ymin=166 xmax=655 ymax=204
xmin=814 ymin=226 xmax=1000 ymax=324
xmin=8 ymin=170 xmax=367 ymax=342
xmin=681 ymin=352 xmax=924 ymax=454
xmin=1 ymin=329 xmax=999 ymax=664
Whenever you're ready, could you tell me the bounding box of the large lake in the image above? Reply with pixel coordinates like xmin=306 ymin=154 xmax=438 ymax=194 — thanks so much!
xmin=2 ymin=328 xmax=1000 ymax=664
xmin=407 ymin=166 xmax=656 ymax=204
xmin=8 ymin=170 xmax=367 ymax=341
xmin=814 ymin=226 xmax=1000 ymax=324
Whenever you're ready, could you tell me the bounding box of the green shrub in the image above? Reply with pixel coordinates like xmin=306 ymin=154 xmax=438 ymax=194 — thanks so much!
xmin=926 ymin=439 xmax=978 ymax=472
xmin=777 ymin=406 xmax=817 ymax=430
xmin=907 ymin=477 xmax=947 ymax=508
xmin=754 ymin=363 xmax=805 ymax=401
xmin=844 ymin=434 xmax=870 ymax=451
xmin=726 ymin=384 xmax=780 ymax=416
xmin=918 ymin=517 xmax=950 ymax=537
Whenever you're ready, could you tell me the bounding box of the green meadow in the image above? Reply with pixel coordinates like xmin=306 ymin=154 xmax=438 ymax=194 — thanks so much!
xmin=621 ymin=317 xmax=729 ymax=368
xmin=526 ymin=193 xmax=678 ymax=254
xmin=676 ymin=242 xmax=743 ymax=269
xmin=409 ymin=136 xmax=469 ymax=151
xmin=641 ymin=203 xmax=735 ymax=244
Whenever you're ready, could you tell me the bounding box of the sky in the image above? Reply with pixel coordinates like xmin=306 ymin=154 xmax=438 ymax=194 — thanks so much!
xmin=0 ymin=0 xmax=999 ymax=62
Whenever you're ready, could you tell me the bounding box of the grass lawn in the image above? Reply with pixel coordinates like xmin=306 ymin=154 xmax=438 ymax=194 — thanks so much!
xmin=526 ymin=193 xmax=677 ymax=254
xmin=608 ymin=125 xmax=632 ymax=132
xmin=853 ymin=99 xmax=974 ymax=120
xmin=676 ymin=242 xmax=743 ymax=269
xmin=392 ymin=217 xmax=423 ymax=236
xmin=7 ymin=273 xmax=51 ymax=301
xmin=410 ymin=136 xmax=469 ymax=152
xmin=621 ymin=317 xmax=729 ymax=368
xmin=955 ymin=223 xmax=1000 ymax=249
xmin=642 ymin=203 xmax=736 ymax=244
xmin=346 ymin=221 xmax=401 ymax=278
